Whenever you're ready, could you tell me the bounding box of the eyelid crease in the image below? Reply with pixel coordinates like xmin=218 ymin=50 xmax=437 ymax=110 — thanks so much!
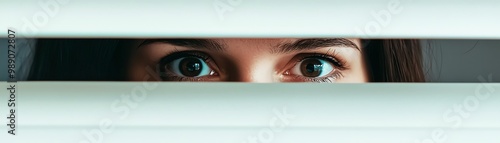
xmin=272 ymin=38 xmax=360 ymax=54
xmin=138 ymin=39 xmax=226 ymax=52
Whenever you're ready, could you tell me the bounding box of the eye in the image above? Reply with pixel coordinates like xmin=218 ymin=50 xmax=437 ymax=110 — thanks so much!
xmin=282 ymin=54 xmax=346 ymax=83
xmin=291 ymin=58 xmax=335 ymax=77
xmin=168 ymin=57 xmax=212 ymax=77
xmin=158 ymin=51 xmax=219 ymax=81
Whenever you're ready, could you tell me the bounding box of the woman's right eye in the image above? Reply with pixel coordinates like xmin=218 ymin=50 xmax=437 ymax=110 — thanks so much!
xmin=158 ymin=52 xmax=219 ymax=81
xmin=168 ymin=57 xmax=213 ymax=77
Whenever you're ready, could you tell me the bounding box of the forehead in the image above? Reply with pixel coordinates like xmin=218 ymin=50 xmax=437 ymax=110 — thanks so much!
xmin=137 ymin=38 xmax=363 ymax=56
xmin=212 ymin=38 xmax=294 ymax=47
xmin=212 ymin=38 xmax=361 ymax=47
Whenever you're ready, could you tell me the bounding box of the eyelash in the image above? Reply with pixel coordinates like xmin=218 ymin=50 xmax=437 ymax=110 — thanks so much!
xmin=157 ymin=51 xmax=348 ymax=82
xmin=295 ymin=53 xmax=347 ymax=70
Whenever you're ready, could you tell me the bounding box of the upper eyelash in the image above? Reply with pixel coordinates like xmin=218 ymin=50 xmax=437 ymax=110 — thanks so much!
xmin=324 ymin=48 xmax=348 ymax=69
xmin=158 ymin=51 xmax=212 ymax=66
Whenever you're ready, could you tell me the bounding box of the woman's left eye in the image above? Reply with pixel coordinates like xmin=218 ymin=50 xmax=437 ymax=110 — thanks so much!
xmin=290 ymin=58 xmax=336 ymax=77
xmin=283 ymin=55 xmax=345 ymax=83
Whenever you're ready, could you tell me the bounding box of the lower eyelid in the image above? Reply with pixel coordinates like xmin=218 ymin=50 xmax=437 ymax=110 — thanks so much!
xmin=161 ymin=75 xmax=218 ymax=81
xmin=282 ymin=71 xmax=344 ymax=83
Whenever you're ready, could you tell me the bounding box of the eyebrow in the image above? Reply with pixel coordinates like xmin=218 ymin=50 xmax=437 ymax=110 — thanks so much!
xmin=272 ymin=38 xmax=360 ymax=54
xmin=139 ymin=39 xmax=225 ymax=52
xmin=139 ymin=38 xmax=359 ymax=54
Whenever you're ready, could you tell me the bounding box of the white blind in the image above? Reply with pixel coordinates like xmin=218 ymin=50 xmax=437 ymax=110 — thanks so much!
xmin=1 ymin=0 xmax=499 ymax=38
xmin=0 ymin=82 xmax=499 ymax=143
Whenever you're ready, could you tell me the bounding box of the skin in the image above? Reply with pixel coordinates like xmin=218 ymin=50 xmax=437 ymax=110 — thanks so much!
xmin=128 ymin=38 xmax=368 ymax=83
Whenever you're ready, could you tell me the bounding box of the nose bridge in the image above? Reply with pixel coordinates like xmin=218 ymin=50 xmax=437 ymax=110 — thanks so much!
xmin=221 ymin=39 xmax=279 ymax=82
xmin=225 ymin=58 xmax=276 ymax=83
xmin=238 ymin=66 xmax=274 ymax=83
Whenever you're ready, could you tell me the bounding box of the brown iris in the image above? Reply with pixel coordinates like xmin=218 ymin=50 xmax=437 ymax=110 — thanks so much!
xmin=179 ymin=57 xmax=203 ymax=77
xmin=300 ymin=58 xmax=323 ymax=77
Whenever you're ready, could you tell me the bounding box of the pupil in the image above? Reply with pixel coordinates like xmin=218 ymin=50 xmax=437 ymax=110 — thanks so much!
xmin=300 ymin=58 xmax=322 ymax=77
xmin=179 ymin=57 xmax=203 ymax=77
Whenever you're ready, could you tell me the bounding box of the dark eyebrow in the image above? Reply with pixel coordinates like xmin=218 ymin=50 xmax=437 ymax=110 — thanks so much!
xmin=272 ymin=38 xmax=360 ymax=54
xmin=139 ymin=39 xmax=225 ymax=52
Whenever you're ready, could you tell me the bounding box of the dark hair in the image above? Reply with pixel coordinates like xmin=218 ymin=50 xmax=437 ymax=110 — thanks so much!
xmin=28 ymin=39 xmax=133 ymax=81
xmin=363 ymin=39 xmax=426 ymax=82
xmin=28 ymin=39 xmax=425 ymax=82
